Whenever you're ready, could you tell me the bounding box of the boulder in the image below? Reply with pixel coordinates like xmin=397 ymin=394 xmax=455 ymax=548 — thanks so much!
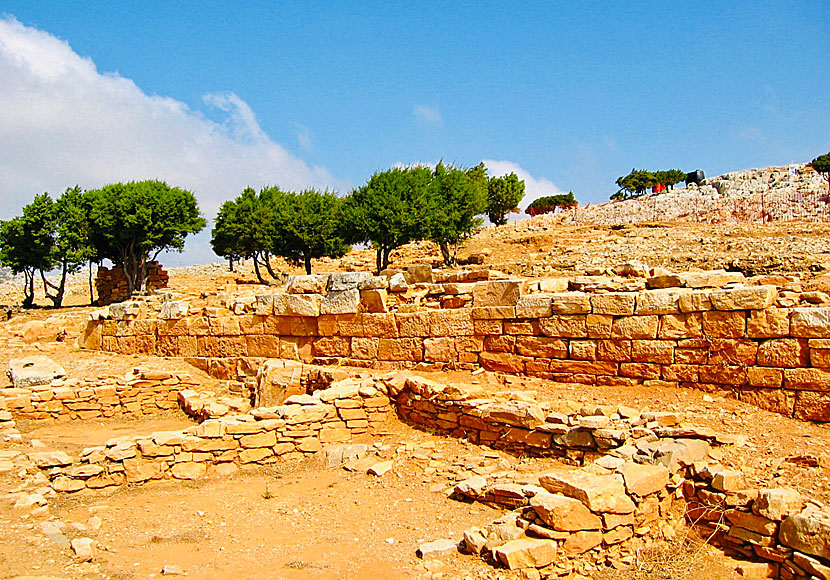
xmin=754 ymin=488 xmax=804 ymax=521
xmin=780 ymin=509 xmax=830 ymax=560
xmin=8 ymin=356 xmax=66 ymax=388
xmin=493 ymin=538 xmax=557 ymax=570
xmin=539 ymin=470 xmax=635 ymax=514
xmin=530 ymin=492 xmax=602 ymax=531
xmin=618 ymin=462 xmax=669 ymax=497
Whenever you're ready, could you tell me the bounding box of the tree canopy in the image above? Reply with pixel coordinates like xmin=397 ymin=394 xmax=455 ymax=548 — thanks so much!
xmin=487 ymin=172 xmax=525 ymax=225
xmin=426 ymin=162 xmax=487 ymax=265
xmin=344 ymin=166 xmax=434 ymax=273
xmin=525 ymin=192 xmax=577 ymax=216
xmin=270 ymin=189 xmax=351 ymax=274
xmin=810 ymin=153 xmax=830 ymax=193
xmin=86 ymin=180 xmax=205 ymax=295
xmin=613 ymin=168 xmax=687 ymax=200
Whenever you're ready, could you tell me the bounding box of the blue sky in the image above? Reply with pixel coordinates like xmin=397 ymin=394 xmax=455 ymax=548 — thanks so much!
xmin=0 ymin=2 xmax=828 ymax=264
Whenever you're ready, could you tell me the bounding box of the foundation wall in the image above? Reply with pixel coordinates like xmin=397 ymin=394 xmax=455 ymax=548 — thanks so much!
xmin=80 ymin=279 xmax=830 ymax=422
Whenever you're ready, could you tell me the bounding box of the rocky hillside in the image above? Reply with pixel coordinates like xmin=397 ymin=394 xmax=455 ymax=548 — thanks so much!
xmin=550 ymin=163 xmax=828 ymax=225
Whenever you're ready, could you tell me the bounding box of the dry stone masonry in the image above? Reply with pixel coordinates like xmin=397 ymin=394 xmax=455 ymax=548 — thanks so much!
xmin=79 ymin=267 xmax=830 ymax=423
xmin=95 ymin=260 xmax=168 ymax=306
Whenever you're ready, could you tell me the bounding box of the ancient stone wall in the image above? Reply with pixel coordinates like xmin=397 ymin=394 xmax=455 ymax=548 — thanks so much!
xmin=95 ymin=260 xmax=168 ymax=306
xmin=79 ymin=271 xmax=830 ymax=423
xmin=0 ymin=368 xmax=197 ymax=422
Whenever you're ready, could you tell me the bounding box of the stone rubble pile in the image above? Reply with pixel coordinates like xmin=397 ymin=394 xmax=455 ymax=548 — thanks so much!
xmin=547 ymin=163 xmax=828 ymax=226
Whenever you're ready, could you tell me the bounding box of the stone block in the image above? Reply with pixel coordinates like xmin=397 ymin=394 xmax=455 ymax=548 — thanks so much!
xmin=472 ymin=280 xmax=523 ymax=307
xmin=516 ymin=336 xmax=568 ymax=359
xmin=530 ymin=491 xmax=601 ymax=531
xmin=631 ymin=340 xmax=674 ymax=364
xmin=479 ymin=351 xmax=526 ymax=373
xmin=596 ymin=340 xmax=632 ymax=362
xmin=8 ymin=356 xmax=67 ymax=388
xmin=659 ymin=313 xmax=703 ymax=339
xmin=515 ymin=294 xmax=553 ymax=318
xmin=754 ymin=488 xmax=804 ymax=520
xmin=612 ymin=316 xmax=658 ymax=339
xmin=783 ymin=368 xmax=830 ymax=391
xmin=471 ymin=306 xmax=516 ymax=319
xmin=287 ymin=274 xmax=328 ymax=294
xmin=539 ymin=315 xmax=588 ymax=338
xmin=328 ymin=272 xmax=372 ymax=292
xmin=748 ymin=308 xmax=791 ymax=338
xmin=377 ymin=338 xmax=423 ymax=361
xmin=710 ymin=285 xmax=777 ymax=311
xmin=757 ymin=339 xmax=809 ymax=368
xmin=791 ymin=308 xmax=830 ymax=338
xmin=591 ymin=293 xmax=636 ymax=316
xmin=679 ymin=270 xmax=745 ymax=288
xmin=746 ymin=368 xmax=783 ymax=388
xmin=551 ymin=292 xmax=592 ymax=314
xmin=314 ymin=336 xmax=351 ymax=357
xmin=635 ymin=290 xmax=682 ymax=315
xmin=793 ymin=390 xmax=830 ymax=422
xmin=780 ymin=509 xmax=830 ymax=560
xmin=429 ymin=309 xmax=474 ymax=337
xmin=395 ymin=312 xmax=430 ymax=336
xmin=539 ymin=470 xmax=635 ymax=514
xmin=404 ymin=264 xmax=433 ymax=284
xmin=570 ymin=340 xmax=598 ymax=360
xmin=678 ymin=290 xmax=713 ymax=312
xmin=351 ymin=337 xmax=379 ymax=360
xmin=618 ymin=462 xmax=669 ymax=497
xmin=320 ymin=289 xmax=360 ymax=315
xmin=702 ymin=311 xmax=746 ymax=338
xmin=424 ymin=337 xmax=457 ymax=362
xmin=359 ymin=289 xmax=387 ymax=313
xmin=562 ymin=530 xmax=603 ymax=555
xmin=494 ymin=538 xmax=557 ymax=570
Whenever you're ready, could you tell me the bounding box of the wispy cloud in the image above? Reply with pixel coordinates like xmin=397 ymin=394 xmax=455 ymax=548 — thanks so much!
xmin=295 ymin=123 xmax=313 ymax=152
xmin=413 ymin=103 xmax=442 ymax=125
xmin=0 ymin=15 xmax=343 ymax=225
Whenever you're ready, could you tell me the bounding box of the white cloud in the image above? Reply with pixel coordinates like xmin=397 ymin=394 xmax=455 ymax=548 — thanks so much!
xmin=413 ymin=104 xmax=442 ymax=125
xmin=0 ymin=16 xmax=343 ymax=233
xmin=483 ymin=160 xmax=564 ymax=220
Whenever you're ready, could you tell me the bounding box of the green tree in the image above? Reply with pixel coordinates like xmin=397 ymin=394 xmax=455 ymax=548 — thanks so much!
xmin=525 ymin=192 xmax=577 ymax=216
xmin=85 ymin=180 xmax=205 ymax=296
xmin=344 ymin=166 xmax=433 ymax=273
xmin=810 ymin=153 xmax=830 ymax=193
xmin=487 ymin=172 xmax=525 ymax=226
xmin=44 ymin=187 xmax=95 ymax=307
xmin=655 ymin=169 xmax=687 ymax=190
xmin=427 ymin=162 xmax=487 ymax=266
xmin=270 ymin=189 xmax=350 ymax=274
xmin=614 ymin=169 xmax=657 ymax=199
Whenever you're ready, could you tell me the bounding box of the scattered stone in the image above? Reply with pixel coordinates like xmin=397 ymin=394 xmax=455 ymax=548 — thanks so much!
xmin=417 ymin=538 xmax=459 ymax=559
xmin=70 ymin=537 xmax=96 ymax=562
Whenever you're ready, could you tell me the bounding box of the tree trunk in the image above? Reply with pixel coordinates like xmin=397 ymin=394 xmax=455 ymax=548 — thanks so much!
xmin=375 ymin=248 xmax=383 ymax=275
xmin=88 ymin=261 xmax=96 ymax=306
xmin=439 ymin=242 xmax=453 ymax=267
xmin=22 ymin=269 xmax=34 ymax=308
xmin=382 ymin=247 xmax=392 ymax=272
xmin=229 ymin=258 xmax=234 ymax=272
xmin=252 ymin=255 xmax=268 ymax=285
xmin=262 ymin=253 xmax=279 ymax=282
xmin=304 ymin=254 xmax=312 ymax=275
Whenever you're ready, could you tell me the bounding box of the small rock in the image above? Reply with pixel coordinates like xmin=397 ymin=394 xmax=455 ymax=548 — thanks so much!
xmin=417 ymin=538 xmax=459 ymax=559
xmin=70 ymin=537 xmax=96 ymax=562
xmin=161 ymin=565 xmax=185 ymax=575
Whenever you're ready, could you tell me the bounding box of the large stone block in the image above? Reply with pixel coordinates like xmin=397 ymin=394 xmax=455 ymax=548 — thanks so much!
xmin=551 ymin=292 xmax=592 ymax=314
xmin=472 ymin=280 xmax=523 ymax=307
xmin=515 ymin=295 xmax=553 ymax=318
xmin=429 ymin=310 xmax=474 ymax=337
xmin=539 ymin=315 xmax=588 ymax=338
xmin=377 ymin=338 xmax=423 ymax=361
xmin=327 ymin=272 xmax=372 ymax=292
xmin=596 ymin=340 xmax=632 ymax=362
xmin=359 ymin=289 xmax=387 ymax=313
xmin=791 ymin=308 xmax=830 ymax=338
xmin=591 ymin=293 xmax=636 ymax=316
xmin=780 ymin=509 xmax=830 ymax=560
xmin=395 ymin=312 xmax=430 ymax=336
xmin=783 ymin=368 xmax=830 ymax=391
xmin=320 ymin=289 xmax=360 ymax=315
xmin=424 ymin=337 xmax=457 ymax=362
xmin=612 ymin=316 xmax=658 ymax=339
xmin=539 ymin=470 xmax=636 ymax=514
xmin=618 ymin=462 xmax=669 ymax=497
xmin=747 ymin=308 xmax=791 ymax=338
xmin=754 ymin=488 xmax=804 ymax=520
xmin=284 ymin=294 xmax=323 ymax=317
xmin=314 ymin=336 xmax=351 ymax=357
xmin=287 ymin=274 xmax=328 ymax=294
xmin=516 ymin=336 xmax=568 ymax=359
xmin=494 ymin=538 xmax=557 ymax=570
xmin=679 ymin=270 xmax=745 ymax=288
xmin=757 ymin=339 xmax=809 ymax=368
xmin=530 ymin=491 xmax=601 ymax=531
xmin=635 ymin=290 xmax=682 ymax=315
xmin=659 ymin=313 xmax=703 ymax=339
xmin=362 ymin=313 xmax=398 ymax=337
xmin=793 ymin=390 xmax=830 ymax=422
xmin=631 ymin=340 xmax=674 ymax=364
xmin=479 ymin=352 xmax=526 ymax=373
xmin=702 ymin=311 xmax=746 ymax=338
xmin=678 ymin=290 xmax=713 ymax=312
xmin=8 ymin=356 xmax=66 ymax=388
xmin=710 ymin=285 xmax=777 ymax=311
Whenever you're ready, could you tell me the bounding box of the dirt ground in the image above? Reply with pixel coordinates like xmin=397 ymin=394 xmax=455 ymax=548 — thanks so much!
xmin=1 ymin=219 xmax=830 ymax=579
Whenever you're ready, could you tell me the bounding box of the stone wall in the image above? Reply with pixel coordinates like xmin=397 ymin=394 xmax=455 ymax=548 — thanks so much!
xmin=79 ymin=271 xmax=830 ymax=423
xmin=95 ymin=260 xmax=168 ymax=306
xmin=0 ymin=368 xmax=197 ymax=422
xmin=18 ymin=368 xmax=830 ymax=579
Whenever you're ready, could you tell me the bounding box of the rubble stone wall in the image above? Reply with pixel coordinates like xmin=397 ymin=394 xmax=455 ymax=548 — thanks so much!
xmin=95 ymin=261 xmax=168 ymax=306
xmin=80 ymin=278 xmax=830 ymax=423
xmin=0 ymin=369 xmax=194 ymax=422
